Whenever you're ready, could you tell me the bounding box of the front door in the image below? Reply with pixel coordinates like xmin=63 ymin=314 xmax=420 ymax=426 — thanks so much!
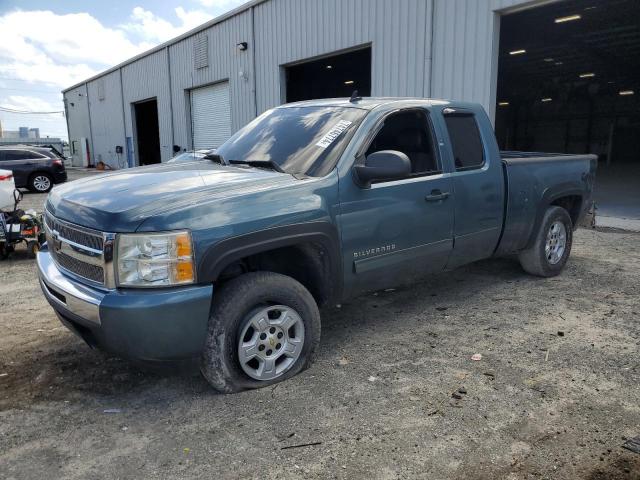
xmin=338 ymin=108 xmax=454 ymax=297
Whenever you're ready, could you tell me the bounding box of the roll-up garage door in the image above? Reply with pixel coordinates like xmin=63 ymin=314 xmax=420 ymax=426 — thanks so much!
xmin=190 ymin=82 xmax=231 ymax=150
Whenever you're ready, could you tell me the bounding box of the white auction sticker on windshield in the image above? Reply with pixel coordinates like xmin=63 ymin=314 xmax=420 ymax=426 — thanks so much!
xmin=315 ymin=120 xmax=353 ymax=149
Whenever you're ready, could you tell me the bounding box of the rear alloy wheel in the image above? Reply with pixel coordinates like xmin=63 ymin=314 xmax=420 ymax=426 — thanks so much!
xmin=519 ymin=206 xmax=573 ymax=277
xmin=201 ymin=271 xmax=320 ymax=393
xmin=29 ymin=173 xmax=53 ymax=193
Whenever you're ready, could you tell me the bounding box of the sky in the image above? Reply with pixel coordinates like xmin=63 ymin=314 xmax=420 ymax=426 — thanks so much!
xmin=0 ymin=0 xmax=247 ymax=140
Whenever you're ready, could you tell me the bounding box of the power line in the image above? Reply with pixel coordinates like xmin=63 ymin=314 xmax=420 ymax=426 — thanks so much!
xmin=0 ymin=106 xmax=64 ymax=114
xmin=0 ymin=87 xmax=63 ymax=95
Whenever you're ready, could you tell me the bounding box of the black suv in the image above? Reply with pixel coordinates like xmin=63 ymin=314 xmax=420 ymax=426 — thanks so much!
xmin=0 ymin=146 xmax=67 ymax=192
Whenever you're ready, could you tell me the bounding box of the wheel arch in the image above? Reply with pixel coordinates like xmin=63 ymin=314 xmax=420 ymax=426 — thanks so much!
xmin=525 ymin=185 xmax=584 ymax=250
xmin=198 ymin=222 xmax=343 ymax=307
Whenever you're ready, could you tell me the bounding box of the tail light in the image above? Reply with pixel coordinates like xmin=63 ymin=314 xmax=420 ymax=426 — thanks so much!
xmin=53 ymin=159 xmax=64 ymax=167
xmin=0 ymin=173 xmax=13 ymax=181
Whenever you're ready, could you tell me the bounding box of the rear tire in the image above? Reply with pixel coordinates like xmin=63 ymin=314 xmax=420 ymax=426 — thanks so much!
xmin=201 ymin=271 xmax=321 ymax=393
xmin=519 ymin=206 xmax=573 ymax=277
xmin=28 ymin=173 xmax=53 ymax=193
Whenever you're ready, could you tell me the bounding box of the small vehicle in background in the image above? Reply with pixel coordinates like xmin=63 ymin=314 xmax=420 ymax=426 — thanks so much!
xmin=0 ymin=145 xmax=67 ymax=193
xmin=0 ymin=171 xmax=44 ymax=259
xmin=0 ymin=169 xmax=15 ymax=211
xmin=167 ymin=149 xmax=214 ymax=164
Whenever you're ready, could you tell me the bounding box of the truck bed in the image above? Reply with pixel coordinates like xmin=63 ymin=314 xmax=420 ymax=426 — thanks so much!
xmin=495 ymin=151 xmax=598 ymax=256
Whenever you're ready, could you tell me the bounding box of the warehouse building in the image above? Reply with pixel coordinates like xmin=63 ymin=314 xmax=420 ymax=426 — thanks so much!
xmin=63 ymin=0 xmax=639 ymax=223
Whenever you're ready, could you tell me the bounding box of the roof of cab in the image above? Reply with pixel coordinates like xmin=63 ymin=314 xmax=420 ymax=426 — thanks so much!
xmin=277 ymin=97 xmax=452 ymax=111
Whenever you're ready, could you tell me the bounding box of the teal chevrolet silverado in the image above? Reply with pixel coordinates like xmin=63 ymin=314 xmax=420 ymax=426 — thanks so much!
xmin=37 ymin=97 xmax=597 ymax=393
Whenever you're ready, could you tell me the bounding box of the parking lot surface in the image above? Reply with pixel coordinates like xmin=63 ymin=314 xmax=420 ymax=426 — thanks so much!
xmin=1 ymin=182 xmax=639 ymax=479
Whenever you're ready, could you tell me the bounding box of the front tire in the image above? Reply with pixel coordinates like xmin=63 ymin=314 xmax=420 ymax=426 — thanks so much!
xmin=519 ymin=206 xmax=573 ymax=277
xmin=201 ymin=272 xmax=321 ymax=393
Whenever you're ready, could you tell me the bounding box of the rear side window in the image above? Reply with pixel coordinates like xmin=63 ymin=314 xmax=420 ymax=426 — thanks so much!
xmin=444 ymin=114 xmax=485 ymax=171
xmin=4 ymin=150 xmax=31 ymax=160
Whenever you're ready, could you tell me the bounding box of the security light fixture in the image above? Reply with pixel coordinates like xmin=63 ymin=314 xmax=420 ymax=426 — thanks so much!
xmin=509 ymin=49 xmax=526 ymax=55
xmin=344 ymin=80 xmax=355 ymax=85
xmin=555 ymin=14 xmax=581 ymax=23
xmin=579 ymin=73 xmax=595 ymax=78
xmin=236 ymin=42 xmax=248 ymax=51
xmin=619 ymin=90 xmax=635 ymax=96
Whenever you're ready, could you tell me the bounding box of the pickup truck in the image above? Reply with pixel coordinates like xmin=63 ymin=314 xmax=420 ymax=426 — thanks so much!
xmin=37 ymin=98 xmax=596 ymax=393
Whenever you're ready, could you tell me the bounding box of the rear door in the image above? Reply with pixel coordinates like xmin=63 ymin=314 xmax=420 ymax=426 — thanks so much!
xmin=439 ymin=108 xmax=505 ymax=269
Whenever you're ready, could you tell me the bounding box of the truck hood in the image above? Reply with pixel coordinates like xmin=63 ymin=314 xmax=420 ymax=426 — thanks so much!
xmin=46 ymin=162 xmax=299 ymax=231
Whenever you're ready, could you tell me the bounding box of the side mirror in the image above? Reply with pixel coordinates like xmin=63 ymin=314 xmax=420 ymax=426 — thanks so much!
xmin=353 ymin=150 xmax=411 ymax=188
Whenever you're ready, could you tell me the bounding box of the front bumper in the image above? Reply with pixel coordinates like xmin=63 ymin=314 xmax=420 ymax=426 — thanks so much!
xmin=37 ymin=249 xmax=213 ymax=361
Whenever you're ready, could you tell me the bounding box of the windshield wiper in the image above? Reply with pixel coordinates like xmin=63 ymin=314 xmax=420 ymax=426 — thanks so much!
xmin=203 ymin=152 xmax=227 ymax=165
xmin=228 ymin=159 xmax=285 ymax=173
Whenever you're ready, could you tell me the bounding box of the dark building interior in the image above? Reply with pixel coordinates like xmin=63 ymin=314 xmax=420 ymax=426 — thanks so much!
xmin=285 ymin=47 xmax=371 ymax=103
xmin=134 ymin=99 xmax=161 ymax=166
xmin=496 ymin=0 xmax=640 ymax=222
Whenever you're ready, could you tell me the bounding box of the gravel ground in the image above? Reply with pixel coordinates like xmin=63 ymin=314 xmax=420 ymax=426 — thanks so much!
xmin=0 ymin=180 xmax=639 ymax=479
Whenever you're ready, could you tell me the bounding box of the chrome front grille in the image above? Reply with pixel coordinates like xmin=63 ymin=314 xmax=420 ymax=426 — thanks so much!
xmin=44 ymin=210 xmax=113 ymax=286
xmin=44 ymin=212 xmax=104 ymax=251
xmin=53 ymin=251 xmax=105 ymax=283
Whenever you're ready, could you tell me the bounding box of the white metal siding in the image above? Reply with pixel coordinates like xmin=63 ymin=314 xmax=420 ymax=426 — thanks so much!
xmin=169 ymin=9 xmax=254 ymax=151
xmin=191 ymin=82 xmax=232 ymax=149
xmin=121 ymin=49 xmax=173 ymax=163
xmin=86 ymin=70 xmax=125 ymax=168
xmin=431 ymin=0 xmax=546 ymax=122
xmin=66 ymin=0 xmax=546 ymax=167
xmin=253 ymin=0 xmax=434 ymax=112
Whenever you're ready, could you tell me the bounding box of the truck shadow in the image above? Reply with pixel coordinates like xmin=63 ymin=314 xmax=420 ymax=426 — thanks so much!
xmin=2 ymin=254 xmax=589 ymax=410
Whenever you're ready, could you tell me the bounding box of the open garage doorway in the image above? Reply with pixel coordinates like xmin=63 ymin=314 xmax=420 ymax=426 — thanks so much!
xmin=285 ymin=46 xmax=371 ymax=103
xmin=133 ymin=98 xmax=161 ymax=166
xmin=495 ymin=0 xmax=640 ymax=228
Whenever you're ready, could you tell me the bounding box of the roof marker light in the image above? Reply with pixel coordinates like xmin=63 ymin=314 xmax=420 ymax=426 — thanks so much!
xmin=344 ymin=80 xmax=355 ymax=85
xmin=498 ymin=102 xmax=510 ymax=106
xmin=541 ymin=98 xmax=553 ymax=102
xmin=579 ymin=73 xmax=595 ymax=78
xmin=619 ymin=90 xmax=635 ymax=96
xmin=509 ymin=49 xmax=526 ymax=55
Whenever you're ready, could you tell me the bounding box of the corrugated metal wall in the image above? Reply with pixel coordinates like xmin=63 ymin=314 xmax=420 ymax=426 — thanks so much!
xmin=66 ymin=0 xmax=542 ymax=168
xmin=169 ymin=9 xmax=254 ymax=151
xmin=86 ymin=70 xmax=125 ymax=167
xmin=63 ymin=85 xmax=91 ymax=166
xmin=121 ymin=49 xmax=173 ymax=163
xmin=431 ymin=0 xmax=546 ymax=122
xmin=253 ymin=0 xmax=434 ymax=112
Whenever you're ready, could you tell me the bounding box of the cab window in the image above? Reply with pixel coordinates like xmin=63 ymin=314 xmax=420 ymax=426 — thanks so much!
xmin=444 ymin=113 xmax=485 ymax=171
xmin=365 ymin=109 xmax=440 ymax=177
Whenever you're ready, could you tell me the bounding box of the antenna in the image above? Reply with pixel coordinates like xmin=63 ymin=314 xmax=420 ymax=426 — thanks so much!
xmin=349 ymin=90 xmax=362 ymax=103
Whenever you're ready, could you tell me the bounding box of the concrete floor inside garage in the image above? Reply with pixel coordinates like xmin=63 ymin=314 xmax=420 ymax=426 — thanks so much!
xmin=495 ymin=0 xmax=640 ymax=230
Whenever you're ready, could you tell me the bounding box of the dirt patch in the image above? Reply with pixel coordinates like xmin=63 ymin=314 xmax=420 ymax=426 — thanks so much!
xmin=1 ymin=228 xmax=639 ymax=479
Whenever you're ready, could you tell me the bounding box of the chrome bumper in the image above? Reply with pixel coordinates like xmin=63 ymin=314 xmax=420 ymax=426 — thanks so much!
xmin=37 ymin=249 xmax=104 ymax=325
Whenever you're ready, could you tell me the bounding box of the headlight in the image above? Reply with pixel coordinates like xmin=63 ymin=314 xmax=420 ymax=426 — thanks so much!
xmin=116 ymin=231 xmax=195 ymax=287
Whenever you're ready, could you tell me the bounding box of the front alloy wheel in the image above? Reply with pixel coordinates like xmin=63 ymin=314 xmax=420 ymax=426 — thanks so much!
xmin=201 ymin=271 xmax=321 ymax=393
xmin=238 ymin=305 xmax=305 ymax=381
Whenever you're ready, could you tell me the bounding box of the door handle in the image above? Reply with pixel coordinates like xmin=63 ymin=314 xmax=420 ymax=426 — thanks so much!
xmin=425 ymin=190 xmax=450 ymax=202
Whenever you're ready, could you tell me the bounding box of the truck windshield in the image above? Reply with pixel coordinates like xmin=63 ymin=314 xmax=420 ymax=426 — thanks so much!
xmin=216 ymin=106 xmax=367 ymax=177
